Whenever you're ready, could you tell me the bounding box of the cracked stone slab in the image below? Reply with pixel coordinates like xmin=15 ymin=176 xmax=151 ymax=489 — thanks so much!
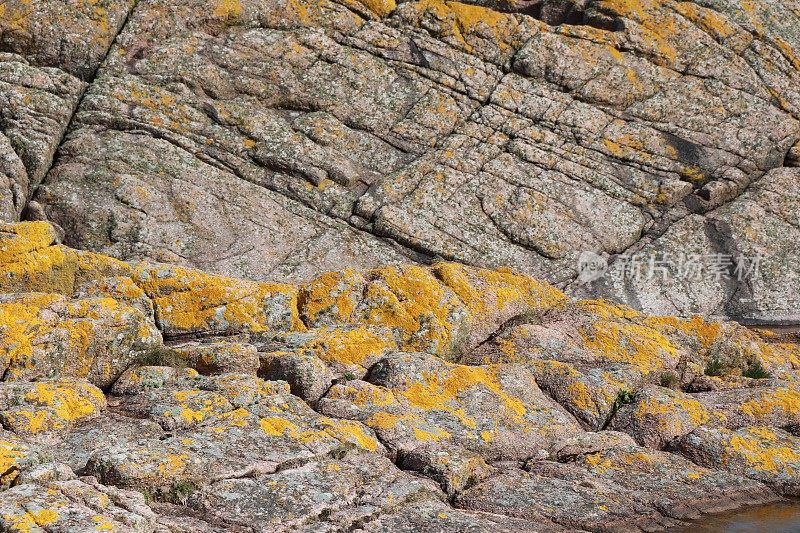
xmin=577 ymin=168 xmax=800 ymax=322
xmin=28 ymin=0 xmax=800 ymax=326
xmin=0 ymin=0 xmax=136 ymax=223
xmin=456 ymin=444 xmax=780 ymax=531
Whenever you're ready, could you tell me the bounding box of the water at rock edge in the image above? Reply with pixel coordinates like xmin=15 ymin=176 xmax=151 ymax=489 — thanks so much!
xmin=671 ymin=502 xmax=800 ymax=533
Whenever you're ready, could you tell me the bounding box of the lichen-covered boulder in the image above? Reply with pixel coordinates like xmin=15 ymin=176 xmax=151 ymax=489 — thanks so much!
xmin=397 ymin=443 xmax=493 ymax=497
xmin=0 ymin=222 xmax=134 ymax=295
xmin=610 ymin=385 xmax=717 ymax=449
xmin=256 ymin=325 xmax=398 ymax=400
xmin=319 ymin=352 xmax=581 ymax=461
xmin=171 ymin=341 xmax=260 ymax=375
xmin=0 ymin=292 xmax=161 ymax=388
xmin=0 ymin=379 xmax=106 ymax=438
xmin=189 ymin=450 xmax=442 ymax=532
xmin=299 ymin=263 xmax=567 ymax=357
xmin=131 ymin=263 xmax=303 ymax=337
xmin=85 ymin=381 xmax=383 ymax=494
xmin=692 ymin=384 xmax=800 ymax=431
xmin=0 ymin=430 xmax=39 ymax=489
xmin=677 ymin=426 xmax=800 ymax=496
xmin=0 ymin=475 xmax=156 ymax=533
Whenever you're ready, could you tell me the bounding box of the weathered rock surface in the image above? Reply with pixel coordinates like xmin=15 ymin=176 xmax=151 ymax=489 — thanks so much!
xmin=3 ymin=0 xmax=790 ymax=328
xmin=0 ymin=0 xmax=135 ymax=223
xmin=457 ymin=443 xmax=780 ymax=531
xmin=319 ymin=352 xmax=582 ymax=461
xmin=1 ymin=0 xmax=799 ymax=527
xmin=0 ymin=220 xmax=798 ymax=531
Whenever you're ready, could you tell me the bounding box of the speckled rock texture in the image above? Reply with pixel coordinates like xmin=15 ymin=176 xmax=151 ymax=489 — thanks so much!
xmin=2 ymin=0 xmax=800 ymax=529
xmin=0 ymin=221 xmax=799 ymax=531
xmin=0 ymin=0 xmax=792 ymax=326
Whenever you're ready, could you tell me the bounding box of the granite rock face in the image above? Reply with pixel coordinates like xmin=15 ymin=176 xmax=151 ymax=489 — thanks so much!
xmin=0 ymin=221 xmax=798 ymax=531
xmin=2 ymin=0 xmax=800 ymax=529
xmin=1 ymin=0 xmax=792 ymax=325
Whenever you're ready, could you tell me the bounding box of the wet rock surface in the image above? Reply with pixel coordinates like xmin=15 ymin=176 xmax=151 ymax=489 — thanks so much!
xmin=0 ymin=221 xmax=798 ymax=531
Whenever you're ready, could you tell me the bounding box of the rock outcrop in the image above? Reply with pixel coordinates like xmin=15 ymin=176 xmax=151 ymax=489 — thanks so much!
xmin=0 ymin=0 xmax=794 ymax=324
xmin=0 ymin=221 xmax=798 ymax=531
xmin=2 ymin=0 xmax=800 ymax=529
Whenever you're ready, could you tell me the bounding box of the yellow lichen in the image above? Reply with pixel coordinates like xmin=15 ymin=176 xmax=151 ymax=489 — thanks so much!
xmin=358 ymin=0 xmax=396 ymax=17
xmin=433 ymin=262 xmax=567 ymax=328
xmin=133 ymin=264 xmax=304 ymax=334
xmin=319 ymin=418 xmax=379 ymax=451
xmin=359 ymin=265 xmax=463 ymax=354
xmin=740 ymin=387 xmax=800 ymax=420
xmin=260 ymin=417 xmax=300 ymax=437
xmin=300 ymin=269 xmax=363 ymax=326
xmin=585 ymin=452 xmax=613 ymax=473
xmin=214 ymin=0 xmax=243 ymax=20
xmin=398 ymin=363 xmax=526 ymax=433
xmin=726 ymin=429 xmax=800 ymax=473
xmin=405 ymin=0 xmax=519 ymax=53
xmin=579 ymin=300 xmax=680 ymax=374
xmin=302 ymin=326 xmax=397 ymax=368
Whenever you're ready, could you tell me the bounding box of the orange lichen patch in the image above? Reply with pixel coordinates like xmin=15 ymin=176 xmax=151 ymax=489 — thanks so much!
xmin=725 ymin=428 xmax=800 ymax=473
xmin=774 ymin=37 xmax=800 ymax=72
xmin=299 ymin=269 xmax=365 ymax=327
xmin=2 ymin=509 xmax=60 ymax=531
xmin=301 ymin=326 xmax=397 ymax=368
xmin=92 ymin=516 xmax=115 ymax=531
xmin=366 ymin=411 xmax=405 ymax=430
xmin=132 ymin=264 xmax=303 ymax=335
xmin=602 ymin=131 xmax=656 ymax=163
xmin=399 ymin=363 xmax=526 ymax=427
xmin=0 ymin=222 xmax=73 ymax=294
xmin=596 ymin=0 xmax=679 ymax=65
xmin=578 ymin=300 xmax=680 ymax=374
xmin=167 ymin=390 xmax=232 ymax=425
xmin=672 ymin=2 xmax=740 ymax=42
xmin=0 ymin=438 xmax=30 ymax=488
xmin=685 ymin=470 xmax=703 ymax=480
xmin=358 ymin=265 xmax=465 ymax=355
xmin=585 ymin=452 xmax=613 ymax=473
xmin=0 ymin=222 xmax=132 ymax=295
xmin=259 ymin=416 xmax=301 ymax=437
xmin=213 ymin=0 xmax=243 ymax=19
xmin=72 ymin=251 xmax=133 ymax=287
xmin=208 ymin=407 xmax=252 ymax=433
xmin=0 ymin=293 xmax=151 ymax=385
xmin=401 ymin=0 xmax=520 ymax=53
xmin=578 ymin=299 xmax=642 ymax=321
xmin=739 ymin=387 xmax=800 ymax=420
xmin=433 ymin=262 xmax=567 ymax=323
xmin=363 ymin=410 xmax=444 ymax=442
xmin=634 ymin=392 xmax=711 ymax=429
xmin=0 ymin=293 xmax=64 ymax=377
xmin=759 ymin=342 xmax=800 ymax=371
xmin=156 ymin=452 xmax=189 ymax=478
xmin=645 ymin=315 xmax=722 ymax=350
xmin=358 ymin=0 xmax=396 ymax=17
xmin=23 ymin=380 xmax=106 ymax=420
xmin=565 ymin=381 xmax=596 ymax=413
xmin=528 ymin=359 xmax=607 ymax=420
xmin=1 ymin=380 xmax=106 ymax=435
xmin=318 ymin=418 xmax=380 ymax=451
